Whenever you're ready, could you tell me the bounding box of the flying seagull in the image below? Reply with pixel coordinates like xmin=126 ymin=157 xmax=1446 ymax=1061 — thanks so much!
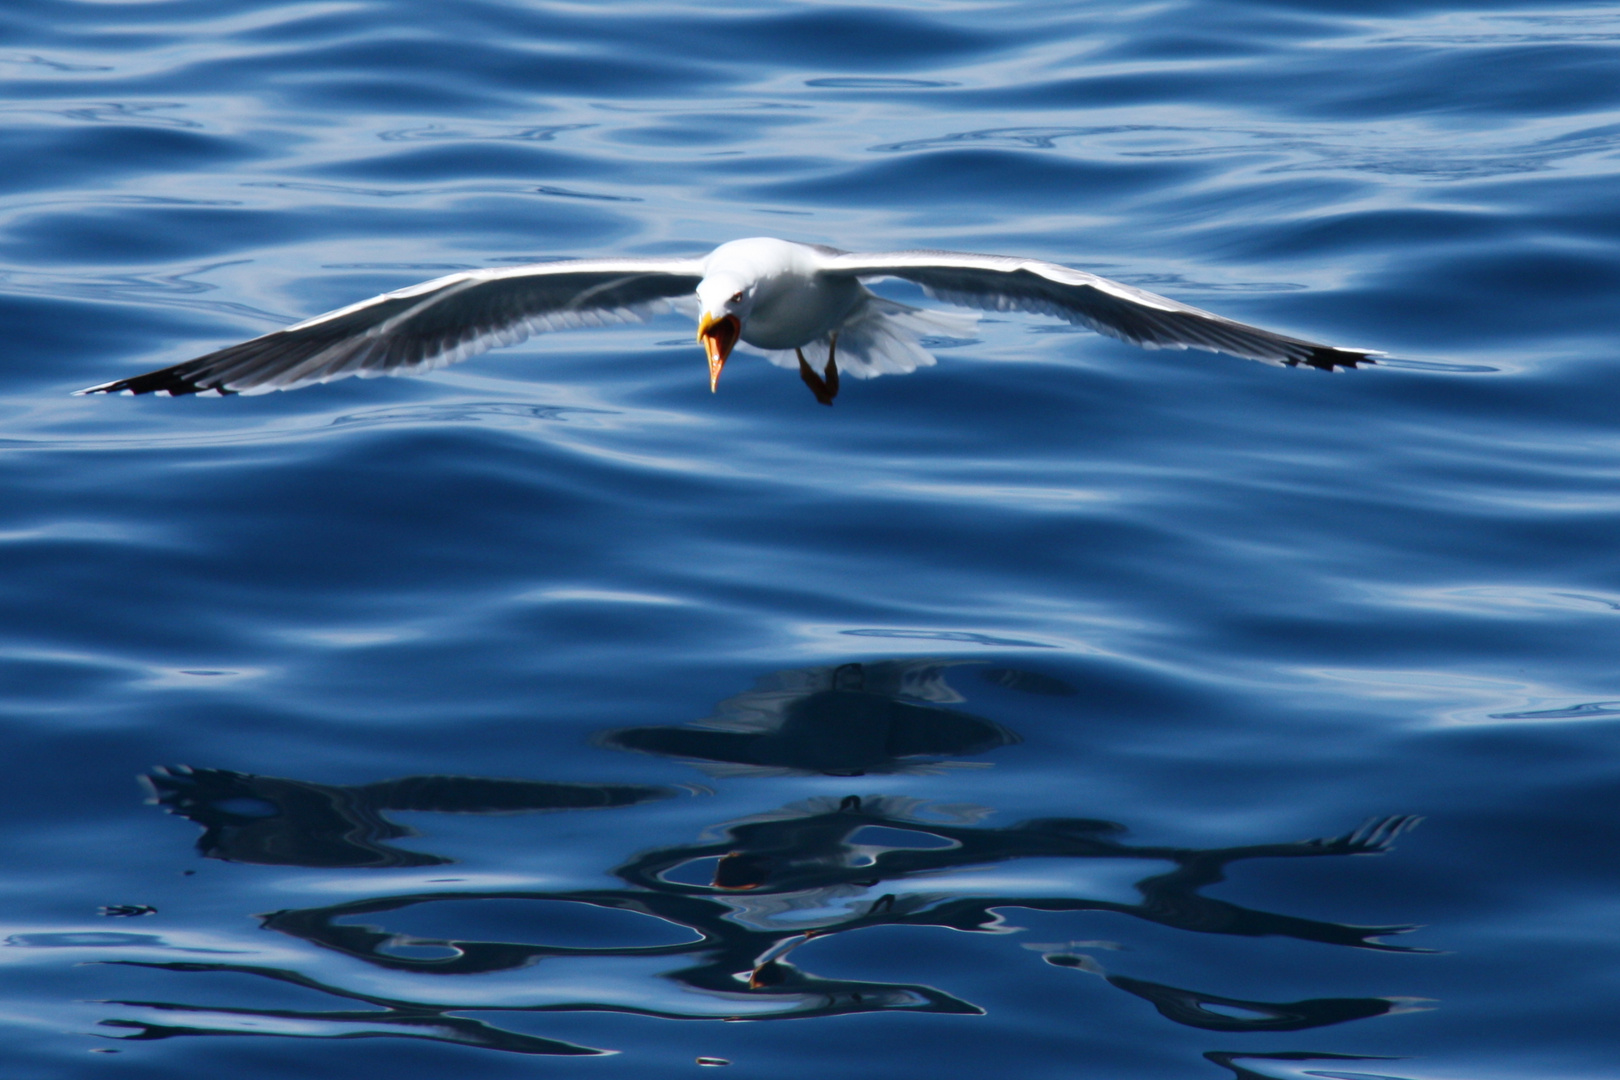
xmin=76 ymin=237 xmax=1377 ymax=405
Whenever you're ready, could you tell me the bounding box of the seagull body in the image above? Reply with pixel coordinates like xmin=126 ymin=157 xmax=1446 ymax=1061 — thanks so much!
xmin=78 ymin=237 xmax=1376 ymax=402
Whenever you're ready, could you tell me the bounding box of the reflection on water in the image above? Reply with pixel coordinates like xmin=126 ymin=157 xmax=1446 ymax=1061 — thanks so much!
xmin=99 ymin=960 xmax=613 ymax=1056
xmin=601 ymin=660 xmax=1027 ymax=777
xmin=1048 ymin=954 xmax=1428 ymax=1032
xmin=1205 ymin=1051 xmax=1414 ymax=1080
xmin=143 ymin=765 xmax=674 ymax=868
xmin=104 ymin=663 xmax=1426 ymax=1067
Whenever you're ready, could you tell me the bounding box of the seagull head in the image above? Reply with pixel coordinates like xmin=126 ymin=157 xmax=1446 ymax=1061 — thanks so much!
xmin=695 ymin=275 xmax=754 ymax=392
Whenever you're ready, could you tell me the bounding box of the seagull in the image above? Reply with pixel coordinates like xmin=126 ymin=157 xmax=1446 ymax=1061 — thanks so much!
xmin=76 ymin=237 xmax=1377 ymax=405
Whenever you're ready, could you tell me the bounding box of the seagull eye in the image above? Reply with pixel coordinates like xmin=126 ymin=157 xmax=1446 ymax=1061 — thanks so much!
xmin=729 ymin=292 xmax=744 ymax=304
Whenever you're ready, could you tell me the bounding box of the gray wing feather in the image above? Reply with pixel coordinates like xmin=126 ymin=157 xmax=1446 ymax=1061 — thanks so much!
xmin=77 ymin=257 xmax=705 ymax=396
xmin=819 ymin=250 xmax=1377 ymax=370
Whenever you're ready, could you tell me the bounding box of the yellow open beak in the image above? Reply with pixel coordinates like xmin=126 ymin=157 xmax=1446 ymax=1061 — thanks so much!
xmin=697 ymin=312 xmax=740 ymax=393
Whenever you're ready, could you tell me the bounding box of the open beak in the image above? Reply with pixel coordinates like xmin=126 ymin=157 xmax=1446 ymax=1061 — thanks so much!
xmin=697 ymin=312 xmax=740 ymax=393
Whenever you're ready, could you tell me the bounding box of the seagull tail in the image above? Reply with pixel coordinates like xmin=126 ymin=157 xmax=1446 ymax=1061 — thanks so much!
xmin=762 ymin=296 xmax=980 ymax=378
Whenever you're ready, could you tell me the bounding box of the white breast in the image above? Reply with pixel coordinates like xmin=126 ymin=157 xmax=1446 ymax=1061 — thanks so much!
xmin=743 ymin=271 xmax=866 ymax=350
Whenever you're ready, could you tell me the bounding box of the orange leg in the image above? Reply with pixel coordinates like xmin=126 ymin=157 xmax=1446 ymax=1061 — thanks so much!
xmin=796 ymin=333 xmax=840 ymax=406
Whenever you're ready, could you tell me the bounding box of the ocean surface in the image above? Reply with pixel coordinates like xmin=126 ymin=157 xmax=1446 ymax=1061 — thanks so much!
xmin=4 ymin=2 xmax=1620 ymax=1077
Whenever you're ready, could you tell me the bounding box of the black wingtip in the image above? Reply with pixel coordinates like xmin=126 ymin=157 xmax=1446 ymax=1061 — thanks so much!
xmin=76 ymin=367 xmax=229 ymax=397
xmin=1292 ymin=347 xmax=1382 ymax=372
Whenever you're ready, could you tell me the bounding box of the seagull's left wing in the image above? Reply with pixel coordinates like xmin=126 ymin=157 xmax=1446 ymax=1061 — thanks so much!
xmin=77 ymin=257 xmax=705 ymax=396
xmin=818 ymin=249 xmax=1377 ymax=370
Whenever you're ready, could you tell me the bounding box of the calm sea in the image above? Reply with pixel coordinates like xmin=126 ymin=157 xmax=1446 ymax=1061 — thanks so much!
xmin=4 ymin=2 xmax=1620 ymax=1077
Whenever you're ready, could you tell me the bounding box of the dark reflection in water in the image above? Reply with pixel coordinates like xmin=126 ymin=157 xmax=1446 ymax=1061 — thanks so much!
xmin=600 ymin=660 xmax=1027 ymax=776
xmin=1204 ymin=1050 xmax=1412 ymax=1080
xmin=1045 ymin=953 xmax=1424 ymax=1032
xmin=99 ymin=959 xmax=614 ymax=1056
xmin=104 ymin=662 xmax=1426 ymax=1064
xmin=142 ymin=765 xmax=674 ymax=868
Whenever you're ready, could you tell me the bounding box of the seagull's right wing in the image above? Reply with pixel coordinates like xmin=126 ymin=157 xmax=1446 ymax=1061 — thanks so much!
xmin=819 ymin=249 xmax=1377 ymax=371
xmin=77 ymin=257 xmax=706 ymax=396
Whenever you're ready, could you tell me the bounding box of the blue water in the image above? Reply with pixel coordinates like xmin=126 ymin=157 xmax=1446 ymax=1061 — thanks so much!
xmin=4 ymin=2 xmax=1620 ymax=1077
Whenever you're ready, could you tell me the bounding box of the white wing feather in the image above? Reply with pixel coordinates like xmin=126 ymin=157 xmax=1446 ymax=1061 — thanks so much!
xmin=815 ymin=248 xmax=1377 ymax=370
xmin=78 ymin=257 xmax=705 ymax=396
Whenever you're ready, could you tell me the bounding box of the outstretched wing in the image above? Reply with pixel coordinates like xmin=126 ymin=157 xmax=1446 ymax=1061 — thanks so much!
xmin=77 ymin=257 xmax=706 ymax=396
xmin=817 ymin=249 xmax=1377 ymax=370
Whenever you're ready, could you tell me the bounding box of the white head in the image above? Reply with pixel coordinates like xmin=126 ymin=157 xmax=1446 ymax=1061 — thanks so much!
xmin=695 ymin=238 xmax=813 ymax=392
